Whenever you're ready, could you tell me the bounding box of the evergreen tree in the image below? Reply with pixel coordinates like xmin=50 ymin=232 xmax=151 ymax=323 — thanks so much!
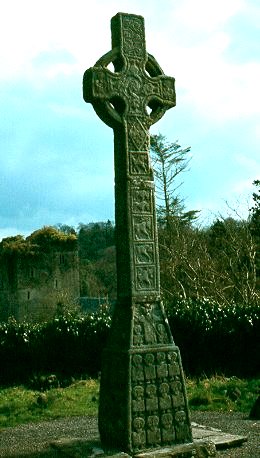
xmin=150 ymin=133 xmax=198 ymax=229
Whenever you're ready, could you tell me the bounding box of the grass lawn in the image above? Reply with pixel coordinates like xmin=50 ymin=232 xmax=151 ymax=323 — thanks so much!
xmin=0 ymin=376 xmax=258 ymax=429
xmin=0 ymin=379 xmax=99 ymax=428
xmin=186 ymin=375 xmax=259 ymax=413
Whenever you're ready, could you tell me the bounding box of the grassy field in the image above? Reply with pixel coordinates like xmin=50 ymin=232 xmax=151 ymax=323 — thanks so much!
xmin=0 ymin=376 xmax=258 ymax=429
xmin=186 ymin=375 xmax=259 ymax=412
xmin=0 ymin=379 xmax=99 ymax=428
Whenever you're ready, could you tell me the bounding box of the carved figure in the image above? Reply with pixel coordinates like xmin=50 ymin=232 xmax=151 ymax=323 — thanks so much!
xmin=134 ymin=217 xmax=152 ymax=241
xmin=145 ymin=383 xmax=158 ymax=411
xmin=133 ymin=189 xmax=151 ymax=213
xmin=167 ymin=351 xmax=181 ymax=377
xmin=135 ymin=244 xmax=154 ymax=264
xmin=136 ymin=304 xmax=157 ymax=344
xmin=161 ymin=413 xmax=175 ymax=443
xmin=144 ymin=353 xmax=156 ymax=380
xmin=132 ymin=385 xmax=145 ymax=412
xmin=159 ymin=382 xmax=172 ymax=410
xmin=175 ymin=410 xmax=191 ymax=442
xmin=170 ymin=380 xmax=185 ymax=408
xmin=136 ymin=266 xmax=155 ymax=290
xmin=132 ymin=354 xmax=144 ymax=382
xmin=156 ymin=323 xmax=169 ymax=344
xmin=133 ymin=324 xmax=144 ymax=345
xmin=132 ymin=417 xmax=146 ymax=449
xmin=156 ymin=352 xmax=168 ymax=379
xmin=147 ymin=415 xmax=161 ymax=445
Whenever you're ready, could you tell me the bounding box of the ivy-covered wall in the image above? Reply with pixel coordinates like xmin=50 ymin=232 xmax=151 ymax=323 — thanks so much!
xmin=0 ymin=227 xmax=80 ymax=322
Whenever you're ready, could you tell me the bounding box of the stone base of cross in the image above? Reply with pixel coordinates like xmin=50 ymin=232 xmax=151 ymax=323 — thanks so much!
xmin=98 ymin=305 xmax=193 ymax=452
xmin=83 ymin=12 xmax=200 ymax=455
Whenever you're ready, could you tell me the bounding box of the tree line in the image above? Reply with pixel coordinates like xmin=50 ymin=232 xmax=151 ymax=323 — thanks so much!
xmin=71 ymin=135 xmax=259 ymax=311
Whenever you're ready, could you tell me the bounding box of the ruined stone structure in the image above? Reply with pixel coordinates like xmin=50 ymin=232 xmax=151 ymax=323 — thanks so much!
xmin=0 ymin=228 xmax=80 ymax=322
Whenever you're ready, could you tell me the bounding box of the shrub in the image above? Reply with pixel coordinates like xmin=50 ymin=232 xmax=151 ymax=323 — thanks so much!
xmin=0 ymin=300 xmax=259 ymax=385
xmin=0 ymin=305 xmax=111 ymax=385
xmin=166 ymin=297 xmax=260 ymax=376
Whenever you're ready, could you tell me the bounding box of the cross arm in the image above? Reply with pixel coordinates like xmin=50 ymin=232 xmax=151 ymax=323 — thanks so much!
xmin=83 ymin=64 xmax=123 ymax=128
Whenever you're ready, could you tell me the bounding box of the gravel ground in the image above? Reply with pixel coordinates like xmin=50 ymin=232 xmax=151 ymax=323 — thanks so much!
xmin=0 ymin=412 xmax=259 ymax=457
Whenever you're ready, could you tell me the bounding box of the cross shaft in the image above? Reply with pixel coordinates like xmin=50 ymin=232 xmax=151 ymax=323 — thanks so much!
xmin=84 ymin=13 xmax=175 ymax=302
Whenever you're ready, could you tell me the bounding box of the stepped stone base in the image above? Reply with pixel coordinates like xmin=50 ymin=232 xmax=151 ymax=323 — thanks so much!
xmin=134 ymin=440 xmax=216 ymax=457
xmin=50 ymin=438 xmax=216 ymax=457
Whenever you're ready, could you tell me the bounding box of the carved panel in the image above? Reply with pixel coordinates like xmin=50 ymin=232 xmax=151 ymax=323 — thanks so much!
xmin=93 ymin=70 xmax=112 ymax=98
xmin=130 ymin=347 xmax=192 ymax=450
xmin=133 ymin=302 xmax=171 ymax=346
xmin=122 ymin=16 xmax=145 ymax=59
xmin=128 ymin=118 xmax=149 ymax=152
xmin=117 ymin=75 xmax=143 ymax=114
xmin=136 ymin=265 xmax=156 ymax=291
xmin=161 ymin=78 xmax=176 ymax=102
xmin=134 ymin=303 xmax=157 ymax=345
xmin=130 ymin=153 xmax=149 ymax=174
xmin=132 ymin=189 xmax=152 ymax=213
xmin=133 ymin=216 xmax=153 ymax=240
xmin=134 ymin=243 xmax=154 ymax=264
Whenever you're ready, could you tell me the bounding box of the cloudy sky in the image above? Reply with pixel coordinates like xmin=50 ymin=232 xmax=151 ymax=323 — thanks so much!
xmin=1 ymin=0 xmax=259 ymax=240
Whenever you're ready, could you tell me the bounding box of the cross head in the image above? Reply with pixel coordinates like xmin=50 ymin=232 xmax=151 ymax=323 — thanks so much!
xmin=83 ymin=12 xmax=176 ymax=129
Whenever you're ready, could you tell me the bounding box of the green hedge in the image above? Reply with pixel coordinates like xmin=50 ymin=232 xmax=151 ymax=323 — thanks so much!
xmin=0 ymin=300 xmax=259 ymax=385
xmin=0 ymin=307 xmax=111 ymax=385
xmin=166 ymin=298 xmax=260 ymax=377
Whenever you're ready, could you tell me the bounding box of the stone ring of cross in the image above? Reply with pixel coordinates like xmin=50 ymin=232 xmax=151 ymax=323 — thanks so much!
xmin=84 ymin=47 xmax=174 ymax=129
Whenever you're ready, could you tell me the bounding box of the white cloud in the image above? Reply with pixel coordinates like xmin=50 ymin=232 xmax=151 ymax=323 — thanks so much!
xmin=174 ymin=0 xmax=245 ymax=31
xmin=158 ymin=1 xmax=260 ymax=124
xmin=179 ymin=57 xmax=260 ymax=122
xmin=1 ymin=0 xmax=259 ymax=126
xmin=235 ymin=154 xmax=260 ymax=177
xmin=231 ymin=178 xmax=255 ymax=195
xmin=0 ymin=0 xmax=259 ymax=234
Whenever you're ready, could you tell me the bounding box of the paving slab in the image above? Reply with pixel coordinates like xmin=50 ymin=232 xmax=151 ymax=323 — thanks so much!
xmin=191 ymin=422 xmax=247 ymax=449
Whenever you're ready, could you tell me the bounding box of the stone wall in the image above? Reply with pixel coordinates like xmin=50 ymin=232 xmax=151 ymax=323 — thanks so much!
xmin=0 ymin=249 xmax=80 ymax=322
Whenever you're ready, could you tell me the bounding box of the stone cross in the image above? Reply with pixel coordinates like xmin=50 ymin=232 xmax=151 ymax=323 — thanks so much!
xmin=83 ymin=13 xmax=192 ymax=454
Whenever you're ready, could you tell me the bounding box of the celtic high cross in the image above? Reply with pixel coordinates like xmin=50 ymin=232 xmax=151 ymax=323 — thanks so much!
xmin=83 ymin=13 xmax=192 ymax=454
